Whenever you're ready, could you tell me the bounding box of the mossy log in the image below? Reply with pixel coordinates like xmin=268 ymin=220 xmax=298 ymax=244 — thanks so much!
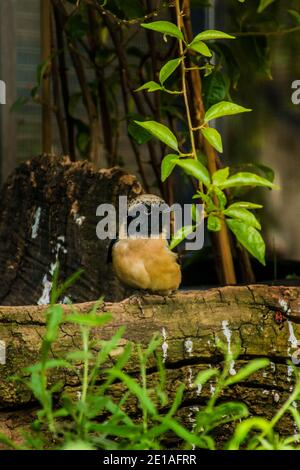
xmin=0 ymin=284 xmax=300 ymax=446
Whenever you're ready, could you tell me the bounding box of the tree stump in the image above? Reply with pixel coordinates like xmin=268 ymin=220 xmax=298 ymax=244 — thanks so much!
xmin=0 ymin=154 xmax=143 ymax=305
xmin=0 ymin=285 xmax=299 ymax=446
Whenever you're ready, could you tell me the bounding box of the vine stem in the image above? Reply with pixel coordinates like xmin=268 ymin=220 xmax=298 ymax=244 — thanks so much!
xmin=175 ymin=0 xmax=197 ymax=162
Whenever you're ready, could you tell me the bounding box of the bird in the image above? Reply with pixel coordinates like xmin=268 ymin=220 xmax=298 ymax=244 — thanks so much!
xmin=110 ymin=194 xmax=181 ymax=295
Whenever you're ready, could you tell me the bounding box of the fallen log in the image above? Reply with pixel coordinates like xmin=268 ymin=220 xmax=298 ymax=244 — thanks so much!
xmin=0 ymin=284 xmax=299 ymax=445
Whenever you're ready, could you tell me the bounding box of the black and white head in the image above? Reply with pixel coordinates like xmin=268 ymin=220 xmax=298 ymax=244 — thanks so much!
xmin=126 ymin=194 xmax=170 ymax=239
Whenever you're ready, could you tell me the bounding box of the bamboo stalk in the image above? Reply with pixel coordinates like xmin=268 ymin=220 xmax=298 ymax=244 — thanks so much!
xmin=41 ymin=0 xmax=52 ymax=154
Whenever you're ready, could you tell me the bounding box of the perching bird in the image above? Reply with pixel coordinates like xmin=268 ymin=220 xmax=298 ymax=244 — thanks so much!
xmin=111 ymin=194 xmax=181 ymax=295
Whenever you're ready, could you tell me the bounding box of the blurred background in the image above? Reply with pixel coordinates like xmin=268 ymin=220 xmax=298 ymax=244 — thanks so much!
xmin=0 ymin=0 xmax=300 ymax=286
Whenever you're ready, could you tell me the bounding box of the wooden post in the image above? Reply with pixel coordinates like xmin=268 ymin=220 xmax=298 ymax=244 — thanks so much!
xmin=41 ymin=0 xmax=52 ymax=154
xmin=181 ymin=0 xmax=236 ymax=285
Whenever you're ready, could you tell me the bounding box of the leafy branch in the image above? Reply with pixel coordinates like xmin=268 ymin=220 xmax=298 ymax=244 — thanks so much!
xmin=133 ymin=1 xmax=278 ymax=268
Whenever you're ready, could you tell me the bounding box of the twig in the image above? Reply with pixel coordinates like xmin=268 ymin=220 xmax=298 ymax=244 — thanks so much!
xmin=81 ymin=0 xmax=166 ymax=26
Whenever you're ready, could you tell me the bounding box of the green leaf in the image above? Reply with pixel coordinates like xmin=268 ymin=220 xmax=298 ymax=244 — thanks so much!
xmin=169 ymin=225 xmax=195 ymax=250
xmin=207 ymin=214 xmax=222 ymax=232
xmin=25 ymin=359 xmax=71 ymax=373
xmin=10 ymin=96 xmax=29 ymax=113
xmin=253 ymin=163 xmax=275 ymax=182
xmin=226 ymin=219 xmax=266 ymax=265
xmin=218 ymin=172 xmax=276 ymax=190
xmin=212 ymin=167 xmax=229 ymax=185
xmin=114 ymin=0 xmax=144 ymax=19
xmin=189 ymin=41 xmax=212 ymax=57
xmin=195 ymin=368 xmax=219 ymax=386
xmin=191 ymin=30 xmax=235 ymax=42
xmin=202 ymin=71 xmax=231 ymax=109
xmin=257 ymin=0 xmax=276 ymax=14
xmin=193 ymin=191 xmax=217 ymax=211
xmin=141 ymin=21 xmax=184 ymax=41
xmin=63 ymin=441 xmax=95 ymax=451
xmin=159 ymin=58 xmax=182 ymax=85
xmin=66 ymin=351 xmax=93 ymax=362
xmin=191 ymin=204 xmax=202 ymax=224
xmin=134 ymin=120 xmax=179 ymax=151
xmin=224 ymin=207 xmax=261 ymax=230
xmin=205 ymin=101 xmax=251 ymax=122
xmin=197 ymin=403 xmax=248 ymax=430
xmin=161 ymin=154 xmax=178 ymax=182
xmin=175 ymin=159 xmax=211 ymax=187
xmin=202 ymin=127 xmax=223 ymax=153
xmin=228 ymin=417 xmax=271 ymax=450
xmin=288 ymin=10 xmax=300 ymax=25
xmin=226 ymin=201 xmax=263 ymax=210
xmin=106 ymin=369 xmax=157 ymax=416
xmin=225 ymin=359 xmax=269 ymax=386
xmin=45 ymin=305 xmax=63 ymax=343
xmin=135 ymin=81 xmax=163 ymax=92
xmin=66 ymin=313 xmax=112 ymax=327
xmin=128 ymin=120 xmax=151 ymax=145
xmin=214 ymin=187 xmax=227 ymax=209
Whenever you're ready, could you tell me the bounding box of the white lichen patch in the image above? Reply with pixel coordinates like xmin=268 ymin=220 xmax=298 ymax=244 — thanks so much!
xmin=60 ymin=296 xmax=72 ymax=305
xmin=161 ymin=327 xmax=168 ymax=363
xmin=37 ymin=235 xmax=68 ymax=305
xmin=287 ymin=365 xmax=294 ymax=382
xmin=288 ymin=321 xmax=298 ymax=349
xmin=184 ymin=338 xmax=193 ymax=356
xmin=272 ymin=391 xmax=280 ymax=403
xmin=210 ymin=383 xmax=216 ymax=395
xmin=37 ymin=275 xmax=52 ymax=305
xmin=31 ymin=207 xmax=41 ymax=239
xmin=188 ymin=367 xmax=193 ymax=389
xmin=270 ymin=362 xmax=276 ymax=373
xmin=279 ymin=298 xmax=291 ymax=314
xmin=221 ymin=320 xmax=236 ymax=376
xmin=73 ymin=213 xmax=86 ymax=227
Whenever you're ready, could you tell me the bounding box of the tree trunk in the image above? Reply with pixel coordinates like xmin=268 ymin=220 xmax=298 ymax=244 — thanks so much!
xmin=0 ymin=154 xmax=143 ymax=305
xmin=0 ymin=285 xmax=299 ymax=446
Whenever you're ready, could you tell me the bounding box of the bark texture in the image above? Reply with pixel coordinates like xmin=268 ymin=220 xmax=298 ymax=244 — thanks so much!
xmin=0 ymin=154 xmax=143 ymax=305
xmin=0 ymin=285 xmax=299 ymax=444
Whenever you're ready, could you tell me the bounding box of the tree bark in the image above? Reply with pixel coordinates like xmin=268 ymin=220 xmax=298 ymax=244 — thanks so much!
xmin=0 ymin=154 xmax=143 ymax=305
xmin=0 ymin=285 xmax=299 ymax=444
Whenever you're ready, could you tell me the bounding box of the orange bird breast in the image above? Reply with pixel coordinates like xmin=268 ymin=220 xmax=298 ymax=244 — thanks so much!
xmin=112 ymin=238 xmax=181 ymax=294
